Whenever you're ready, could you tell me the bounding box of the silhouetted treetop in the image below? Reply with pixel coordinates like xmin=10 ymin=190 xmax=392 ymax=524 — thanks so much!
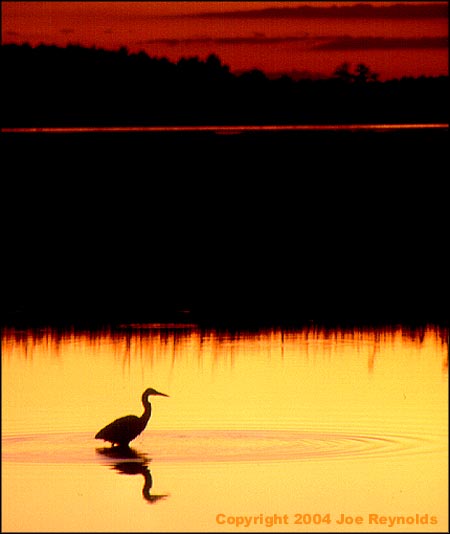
xmin=334 ymin=62 xmax=379 ymax=83
xmin=2 ymin=43 xmax=448 ymax=127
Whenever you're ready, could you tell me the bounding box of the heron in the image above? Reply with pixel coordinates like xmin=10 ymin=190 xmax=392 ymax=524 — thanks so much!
xmin=95 ymin=388 xmax=169 ymax=447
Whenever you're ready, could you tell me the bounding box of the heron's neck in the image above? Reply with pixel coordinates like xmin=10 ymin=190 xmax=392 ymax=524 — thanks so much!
xmin=141 ymin=397 xmax=152 ymax=423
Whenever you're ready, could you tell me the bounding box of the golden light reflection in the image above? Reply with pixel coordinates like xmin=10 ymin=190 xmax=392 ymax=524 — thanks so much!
xmin=2 ymin=324 xmax=448 ymax=434
xmin=2 ymin=124 xmax=448 ymax=133
xmin=2 ymin=324 xmax=448 ymax=532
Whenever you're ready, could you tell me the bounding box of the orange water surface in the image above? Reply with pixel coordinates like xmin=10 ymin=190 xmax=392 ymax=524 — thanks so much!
xmin=2 ymin=323 xmax=448 ymax=532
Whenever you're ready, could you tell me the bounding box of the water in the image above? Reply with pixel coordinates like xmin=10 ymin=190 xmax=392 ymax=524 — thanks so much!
xmin=2 ymin=123 xmax=447 ymax=134
xmin=2 ymin=323 xmax=448 ymax=532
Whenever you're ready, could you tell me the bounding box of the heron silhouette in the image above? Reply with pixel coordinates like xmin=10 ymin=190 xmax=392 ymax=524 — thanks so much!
xmin=95 ymin=388 xmax=169 ymax=447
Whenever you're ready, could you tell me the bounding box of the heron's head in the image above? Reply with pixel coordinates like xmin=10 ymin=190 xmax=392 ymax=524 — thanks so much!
xmin=143 ymin=388 xmax=169 ymax=398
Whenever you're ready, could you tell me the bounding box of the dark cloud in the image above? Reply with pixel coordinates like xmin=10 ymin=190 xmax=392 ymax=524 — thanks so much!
xmin=137 ymin=35 xmax=311 ymax=46
xmin=314 ymin=36 xmax=449 ymax=50
xmin=137 ymin=35 xmax=448 ymax=50
xmin=168 ymin=3 xmax=448 ymax=20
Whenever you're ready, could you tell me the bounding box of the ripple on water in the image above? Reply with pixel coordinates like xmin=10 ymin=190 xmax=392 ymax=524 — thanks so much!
xmin=2 ymin=429 xmax=444 ymax=466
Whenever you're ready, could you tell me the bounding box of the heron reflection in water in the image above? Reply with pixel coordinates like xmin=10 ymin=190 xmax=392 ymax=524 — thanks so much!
xmin=96 ymin=448 xmax=168 ymax=504
xmin=114 ymin=462 xmax=168 ymax=504
xmin=95 ymin=388 xmax=169 ymax=447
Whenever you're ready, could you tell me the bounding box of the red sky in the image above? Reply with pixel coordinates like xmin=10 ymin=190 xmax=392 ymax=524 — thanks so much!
xmin=2 ymin=1 xmax=448 ymax=80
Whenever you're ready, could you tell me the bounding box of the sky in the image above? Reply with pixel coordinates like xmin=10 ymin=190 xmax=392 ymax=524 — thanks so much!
xmin=2 ymin=1 xmax=448 ymax=80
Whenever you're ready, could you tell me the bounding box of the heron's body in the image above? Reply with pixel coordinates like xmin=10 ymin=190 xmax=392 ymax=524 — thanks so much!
xmin=95 ymin=388 xmax=168 ymax=447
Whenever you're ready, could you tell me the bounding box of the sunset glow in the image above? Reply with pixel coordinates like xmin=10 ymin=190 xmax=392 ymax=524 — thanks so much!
xmin=2 ymin=1 xmax=448 ymax=80
xmin=2 ymin=6 xmax=448 ymax=534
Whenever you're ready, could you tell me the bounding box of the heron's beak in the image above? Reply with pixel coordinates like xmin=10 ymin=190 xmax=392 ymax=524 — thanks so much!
xmin=154 ymin=391 xmax=169 ymax=397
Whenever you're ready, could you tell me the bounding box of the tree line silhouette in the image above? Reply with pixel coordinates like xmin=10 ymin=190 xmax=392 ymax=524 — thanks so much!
xmin=2 ymin=42 xmax=448 ymax=127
